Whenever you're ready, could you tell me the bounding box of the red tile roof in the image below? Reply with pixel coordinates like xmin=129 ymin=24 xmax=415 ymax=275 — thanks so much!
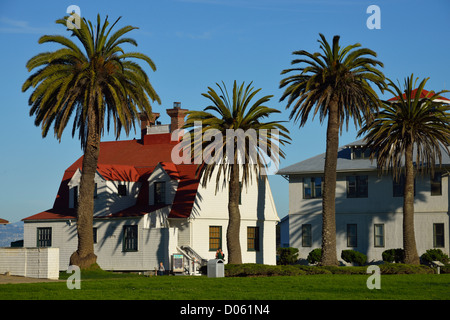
xmin=388 ymin=88 xmax=450 ymax=102
xmin=23 ymin=133 xmax=200 ymax=221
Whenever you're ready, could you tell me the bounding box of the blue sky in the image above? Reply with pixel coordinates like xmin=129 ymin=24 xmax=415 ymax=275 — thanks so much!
xmin=0 ymin=0 xmax=449 ymax=223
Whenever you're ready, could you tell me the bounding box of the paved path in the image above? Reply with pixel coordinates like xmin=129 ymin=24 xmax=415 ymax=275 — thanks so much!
xmin=0 ymin=274 xmax=61 ymax=284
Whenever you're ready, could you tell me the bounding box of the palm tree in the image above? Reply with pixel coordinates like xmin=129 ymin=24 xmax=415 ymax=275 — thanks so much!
xmin=183 ymin=81 xmax=290 ymax=264
xmin=358 ymin=74 xmax=450 ymax=265
xmin=22 ymin=15 xmax=160 ymax=269
xmin=279 ymin=34 xmax=386 ymax=266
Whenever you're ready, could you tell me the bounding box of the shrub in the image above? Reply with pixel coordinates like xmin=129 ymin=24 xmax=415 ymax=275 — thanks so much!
xmin=277 ymin=247 xmax=299 ymax=265
xmin=382 ymin=248 xmax=405 ymax=263
xmin=420 ymin=249 xmax=450 ymax=265
xmin=307 ymin=248 xmax=322 ymax=264
xmin=341 ymin=250 xmax=367 ymax=266
xmin=379 ymin=263 xmax=434 ymax=274
xmin=224 ymin=263 xmax=307 ymax=277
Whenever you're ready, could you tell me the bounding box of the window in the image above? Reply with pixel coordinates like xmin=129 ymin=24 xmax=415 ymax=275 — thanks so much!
xmin=393 ymin=174 xmax=415 ymax=197
xmin=73 ymin=186 xmax=78 ymax=208
xmin=247 ymin=227 xmax=260 ymax=251
xmin=209 ymin=226 xmax=222 ymax=251
xmin=239 ymin=182 xmax=242 ymax=205
xmin=37 ymin=227 xmax=52 ymax=247
xmin=123 ymin=225 xmax=138 ymax=251
xmin=303 ymin=177 xmax=323 ymax=199
xmin=118 ymin=184 xmax=127 ymax=196
xmin=94 ymin=183 xmax=98 ymax=199
xmin=154 ymin=181 xmax=165 ymax=204
xmin=347 ymin=224 xmax=357 ymax=247
xmin=374 ymin=224 xmax=384 ymax=247
xmin=431 ymin=173 xmax=442 ymax=196
xmin=433 ymin=223 xmax=445 ymax=248
xmin=302 ymin=224 xmax=312 ymax=247
xmin=347 ymin=175 xmax=368 ymax=198
xmin=93 ymin=227 xmax=97 ymax=244
xmin=352 ymin=147 xmax=371 ymax=159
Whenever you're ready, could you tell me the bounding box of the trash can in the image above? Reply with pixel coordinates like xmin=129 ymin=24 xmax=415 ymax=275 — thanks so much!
xmin=207 ymin=259 xmax=224 ymax=278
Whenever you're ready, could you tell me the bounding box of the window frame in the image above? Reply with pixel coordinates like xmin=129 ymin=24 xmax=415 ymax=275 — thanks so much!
xmin=303 ymin=177 xmax=323 ymax=199
xmin=123 ymin=225 xmax=138 ymax=252
xmin=374 ymin=224 xmax=385 ymax=248
xmin=37 ymin=227 xmax=52 ymax=248
xmin=346 ymin=175 xmax=368 ymax=198
xmin=431 ymin=173 xmax=442 ymax=196
xmin=118 ymin=184 xmax=127 ymax=197
xmin=433 ymin=223 xmax=445 ymax=248
xmin=247 ymin=226 xmax=260 ymax=251
xmin=93 ymin=227 xmax=98 ymax=244
xmin=302 ymin=224 xmax=312 ymax=247
xmin=393 ymin=174 xmax=416 ymax=197
xmin=154 ymin=181 xmax=166 ymax=205
xmin=347 ymin=224 xmax=357 ymax=247
xmin=73 ymin=186 xmax=78 ymax=208
xmin=209 ymin=226 xmax=222 ymax=251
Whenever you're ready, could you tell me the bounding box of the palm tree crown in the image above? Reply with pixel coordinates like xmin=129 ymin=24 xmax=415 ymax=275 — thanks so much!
xmin=359 ymin=75 xmax=450 ymax=177
xmin=23 ymin=15 xmax=160 ymax=147
xmin=184 ymin=81 xmax=290 ymax=189
xmin=280 ymin=33 xmax=386 ymax=129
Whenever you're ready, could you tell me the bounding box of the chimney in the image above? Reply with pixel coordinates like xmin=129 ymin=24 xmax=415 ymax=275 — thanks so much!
xmin=139 ymin=112 xmax=160 ymax=140
xmin=166 ymin=102 xmax=188 ymax=133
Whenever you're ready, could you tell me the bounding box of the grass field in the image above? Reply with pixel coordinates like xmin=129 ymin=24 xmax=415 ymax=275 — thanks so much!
xmin=0 ymin=270 xmax=449 ymax=300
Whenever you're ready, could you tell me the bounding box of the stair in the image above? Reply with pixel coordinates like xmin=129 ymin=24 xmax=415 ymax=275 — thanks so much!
xmin=176 ymin=246 xmax=207 ymax=275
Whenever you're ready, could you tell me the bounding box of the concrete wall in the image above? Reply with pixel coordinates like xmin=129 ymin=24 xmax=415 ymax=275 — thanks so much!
xmin=0 ymin=247 xmax=59 ymax=279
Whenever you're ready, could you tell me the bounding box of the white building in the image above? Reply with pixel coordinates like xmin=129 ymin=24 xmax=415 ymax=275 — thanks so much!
xmin=23 ymin=104 xmax=279 ymax=272
xmin=277 ymin=139 xmax=449 ymax=263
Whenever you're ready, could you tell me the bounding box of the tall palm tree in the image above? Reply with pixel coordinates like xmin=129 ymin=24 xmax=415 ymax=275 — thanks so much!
xmin=183 ymin=81 xmax=290 ymax=264
xmin=279 ymin=34 xmax=386 ymax=266
xmin=22 ymin=15 xmax=160 ymax=268
xmin=358 ymin=74 xmax=450 ymax=265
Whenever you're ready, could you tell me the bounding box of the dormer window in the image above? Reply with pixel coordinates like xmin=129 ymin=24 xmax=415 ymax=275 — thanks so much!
xmin=73 ymin=186 xmax=78 ymax=208
xmin=118 ymin=184 xmax=127 ymax=196
xmin=154 ymin=181 xmax=166 ymax=204
xmin=351 ymin=146 xmax=371 ymax=160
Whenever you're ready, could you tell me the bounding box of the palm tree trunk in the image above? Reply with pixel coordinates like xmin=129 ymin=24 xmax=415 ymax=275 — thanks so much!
xmin=320 ymin=99 xmax=339 ymax=266
xmin=69 ymin=105 xmax=99 ymax=269
xmin=227 ymin=164 xmax=242 ymax=264
xmin=403 ymin=143 xmax=420 ymax=265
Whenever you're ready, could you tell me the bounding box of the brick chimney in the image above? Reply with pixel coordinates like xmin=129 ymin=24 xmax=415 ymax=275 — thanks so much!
xmin=139 ymin=112 xmax=160 ymax=139
xmin=166 ymin=102 xmax=188 ymax=133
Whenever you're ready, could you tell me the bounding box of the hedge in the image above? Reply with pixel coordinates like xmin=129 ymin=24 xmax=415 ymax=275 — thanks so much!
xmin=222 ymin=263 xmax=438 ymax=277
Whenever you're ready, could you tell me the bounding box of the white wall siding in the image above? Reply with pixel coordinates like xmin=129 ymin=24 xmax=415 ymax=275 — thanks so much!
xmin=24 ymin=220 xmax=77 ymax=269
xmin=186 ymin=171 xmax=279 ymax=264
xmin=287 ymin=172 xmax=449 ymax=263
xmin=24 ymin=218 xmax=178 ymax=271
xmin=289 ymin=211 xmax=449 ymax=263
xmin=189 ymin=218 xmax=277 ymax=265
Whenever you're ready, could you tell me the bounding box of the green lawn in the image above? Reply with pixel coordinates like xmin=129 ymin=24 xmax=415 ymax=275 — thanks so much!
xmin=0 ymin=272 xmax=449 ymax=300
